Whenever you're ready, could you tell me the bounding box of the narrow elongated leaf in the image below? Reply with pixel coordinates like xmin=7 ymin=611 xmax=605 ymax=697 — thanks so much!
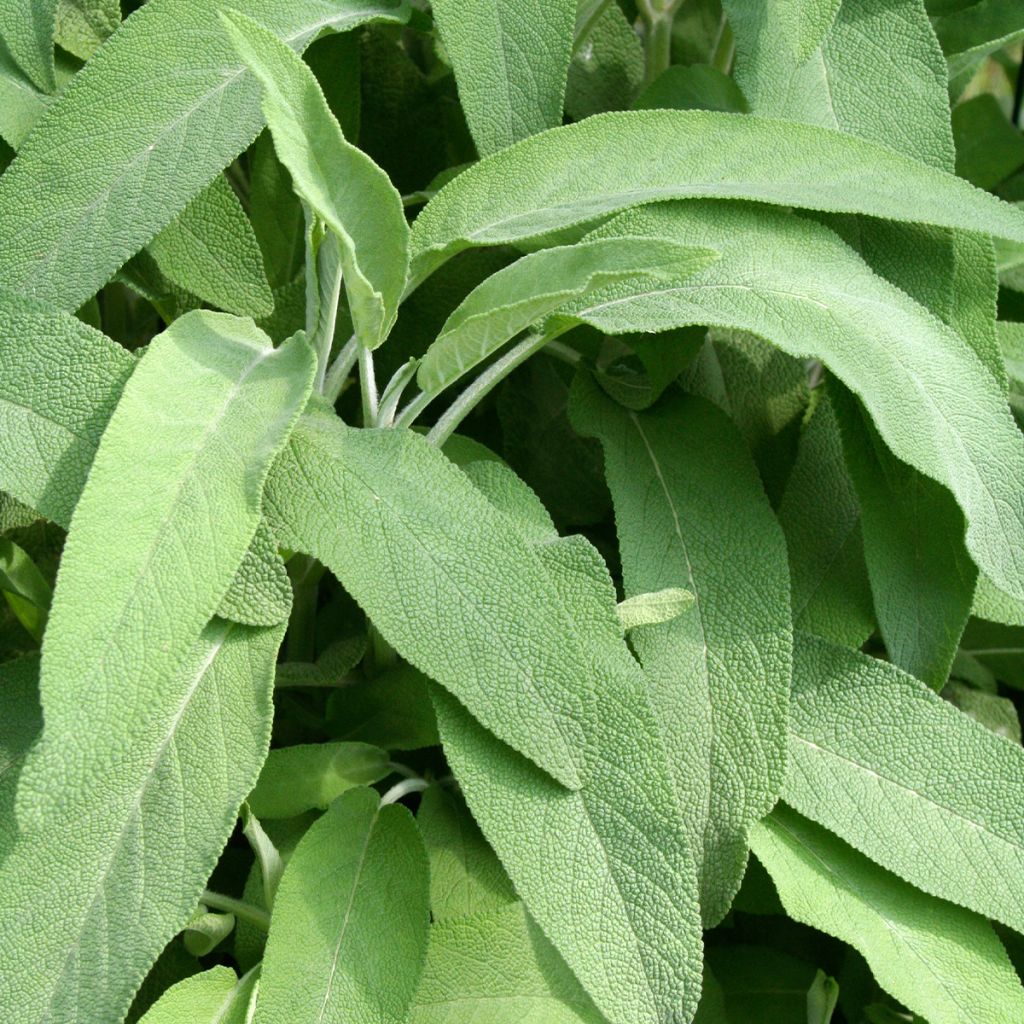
xmin=581 ymin=200 xmax=1024 ymax=603
xmin=933 ymin=0 xmax=1024 ymax=89
xmin=784 ymin=632 xmax=1024 ymax=936
xmin=0 ymin=0 xmax=410 ymax=313
xmin=752 ymin=806 xmax=1024 ymax=1024
xmin=265 ymin=408 xmax=599 ymax=789
xmin=254 ymin=786 xmax=429 ymax=1024
xmin=573 ymin=376 xmax=792 ymax=926
xmin=138 ymin=967 xmax=258 ymax=1024
xmin=417 ymin=237 xmax=718 ymax=395
xmin=408 ymin=109 xmax=1024 ymax=284
xmin=410 ymin=902 xmax=605 ymax=1024
xmin=431 ymin=0 xmax=574 ymax=156
xmin=223 ymin=10 xmax=408 ymax=349
xmin=0 ymin=0 xmax=56 ymax=92
xmin=0 ymin=654 xmax=41 ymax=857
xmin=148 ymin=174 xmax=274 ymax=319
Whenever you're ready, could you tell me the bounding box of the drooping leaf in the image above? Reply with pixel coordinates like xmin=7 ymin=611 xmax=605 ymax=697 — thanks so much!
xmin=430 ymin=0 xmax=575 ymax=156
xmin=246 ymin=742 xmax=390 ymax=819
xmin=416 ymin=785 xmax=517 ymax=922
xmin=784 ymin=632 xmax=1024 ymax=936
xmin=148 ymin=174 xmax=274 ymax=319
xmin=416 ymin=237 xmax=719 ymax=396
xmin=579 ymin=200 xmax=1024 ymax=603
xmin=0 ymin=0 xmax=410 ymax=313
xmin=253 ymin=786 xmax=429 ymax=1024
xmin=137 ymin=967 xmax=258 ymax=1024
xmin=408 ymin=108 xmax=1024 ymax=285
xmin=752 ymin=805 xmax=1024 ymax=1024
xmin=410 ymin=902 xmax=605 ymax=1024
xmin=223 ymin=9 xmax=408 ymax=349
xmin=573 ymin=375 xmax=792 ymax=926
xmin=953 ymin=94 xmax=1024 ymax=190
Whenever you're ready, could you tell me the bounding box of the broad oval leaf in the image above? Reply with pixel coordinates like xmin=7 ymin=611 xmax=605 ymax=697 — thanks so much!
xmin=408 ymin=108 xmax=1024 ymax=285
xmin=137 ymin=967 xmax=258 ymax=1024
xmin=253 ymin=786 xmax=429 ymax=1024
xmin=784 ymin=632 xmax=1024 ymax=937
xmin=223 ymin=9 xmax=408 ymax=349
xmin=0 ymin=0 xmax=410 ymax=313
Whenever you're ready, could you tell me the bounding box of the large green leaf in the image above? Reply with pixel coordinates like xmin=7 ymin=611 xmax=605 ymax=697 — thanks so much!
xmin=784 ymin=633 xmax=1024 ymax=936
xmin=0 ymin=0 xmax=410 ymax=313
xmin=417 ymin=237 xmax=718 ymax=396
xmin=430 ymin=0 xmax=574 ymax=156
xmin=137 ymin=967 xmax=258 ymax=1024
xmin=0 ymin=312 xmax=313 ymax=1023
xmin=410 ymin=902 xmax=605 ymax=1024
xmin=0 ymin=0 xmax=56 ymax=92
xmin=253 ymin=786 xmax=429 ymax=1024
xmin=265 ymin=408 xmax=601 ymax=789
xmin=752 ymin=806 xmax=1024 ymax=1024
xmin=572 ymin=376 xmax=792 ymax=927
xmin=408 ymin=108 xmax=1024 ymax=285
xmin=579 ymin=200 xmax=1024 ymax=603
xmin=223 ymin=9 xmax=408 ymax=349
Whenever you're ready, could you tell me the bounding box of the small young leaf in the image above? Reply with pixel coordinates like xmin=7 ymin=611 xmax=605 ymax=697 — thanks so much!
xmin=616 ymin=588 xmax=694 ymax=632
xmin=246 ymin=742 xmax=391 ymax=819
xmin=223 ymin=8 xmax=408 ymax=349
xmin=254 ymin=786 xmax=429 ymax=1024
xmin=752 ymin=805 xmax=1024 ymax=1024
xmin=0 ymin=537 xmax=51 ymax=642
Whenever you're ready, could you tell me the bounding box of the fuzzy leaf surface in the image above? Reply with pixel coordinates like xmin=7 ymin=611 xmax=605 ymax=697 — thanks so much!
xmin=137 ymin=967 xmax=258 ymax=1024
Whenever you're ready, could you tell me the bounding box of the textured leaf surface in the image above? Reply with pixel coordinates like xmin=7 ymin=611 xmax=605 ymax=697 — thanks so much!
xmin=266 ymin=408 xmax=600 ymax=789
xmin=408 ymin=108 xmax=1024 ymax=284
xmin=54 ymin=0 xmax=121 ymax=60
xmin=784 ymin=633 xmax=1024 ymax=935
xmin=752 ymin=806 xmax=1024 ymax=1024
xmin=0 ymin=0 xmax=56 ymax=92
xmin=254 ymin=786 xmax=429 ymax=1024
xmin=583 ymin=200 xmax=1024 ymax=602
xmin=417 ymin=237 xmax=718 ymax=395
xmin=0 ymin=0 xmax=409 ymax=312
xmin=431 ymin=0 xmax=574 ymax=155
xmin=410 ymin=902 xmax=605 ymax=1024
xmin=137 ymin=967 xmax=257 ymax=1024
xmin=573 ymin=376 xmax=791 ymax=926
xmin=148 ymin=174 xmax=274 ymax=318
xmin=0 ymin=47 xmax=51 ymax=150
xmin=216 ymin=521 xmax=292 ymax=627
xmin=224 ymin=9 xmax=408 ymax=348
xmin=434 ymin=529 xmax=703 ymax=1024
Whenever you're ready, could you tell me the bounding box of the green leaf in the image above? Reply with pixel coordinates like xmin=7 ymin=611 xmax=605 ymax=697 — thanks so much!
xmin=417 ymin=785 xmax=517 ymax=922
xmin=408 ymin=109 xmax=1024 ymax=285
xmin=246 ymin=742 xmax=390 ymax=819
xmin=265 ymin=409 xmax=599 ymax=790
xmin=216 ymin=521 xmax=292 ymax=627
xmin=565 ymin=1 xmax=644 ymax=120
xmin=0 ymin=653 xmax=41 ymax=857
xmin=582 ymin=199 xmax=1024 ymax=603
xmin=253 ymin=786 xmax=429 ymax=1024
xmin=432 ymin=490 xmax=702 ymax=1024
xmin=416 ymin=237 xmax=719 ymax=396
xmin=148 ymin=174 xmax=274 ymax=319
xmin=572 ymin=376 xmax=792 ymax=926
xmin=137 ymin=967 xmax=258 ymax=1024
xmin=705 ymin=945 xmax=817 ymax=1024
xmin=54 ymin=0 xmax=121 ymax=61
xmin=943 ymin=679 xmax=1022 ymax=743
xmin=0 ymin=307 xmax=135 ymax=528
xmin=959 ymin=617 xmax=1024 ymax=689
xmin=0 ymin=0 xmax=410 ymax=313
xmin=0 ymin=0 xmax=56 ymax=92
xmin=0 ymin=538 xmax=51 ymax=643
xmin=932 ymin=0 xmax=1024 ymax=92
xmin=431 ymin=0 xmax=575 ymax=156
xmin=784 ymin=632 xmax=1024 ymax=937
xmin=183 ymin=908 xmax=236 ymax=958
xmin=0 ymin=46 xmax=51 ymax=150
xmin=410 ymin=902 xmax=605 ymax=1024
xmin=634 ymin=65 xmax=748 ymax=113
xmin=777 ymin=391 xmax=874 ymax=648
xmin=616 ymin=588 xmax=694 ymax=632
xmin=752 ymin=805 xmax=1024 ymax=1024
xmin=953 ymin=94 xmax=1024 ymax=190
xmin=223 ymin=9 xmax=408 ymax=349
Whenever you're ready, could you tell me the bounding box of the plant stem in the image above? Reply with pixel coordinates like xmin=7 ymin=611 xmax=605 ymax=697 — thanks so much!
xmin=639 ymin=0 xmax=680 ymax=86
xmin=323 ymin=335 xmax=359 ymax=404
xmin=200 ymin=890 xmax=271 ymax=932
xmin=392 ymin=389 xmax=434 ymax=430
xmin=312 ymin=262 xmax=343 ymax=394
xmin=381 ymin=777 xmax=430 ymax=805
xmin=710 ymin=15 xmax=734 ymax=75
xmin=359 ymin=345 xmax=379 ymax=427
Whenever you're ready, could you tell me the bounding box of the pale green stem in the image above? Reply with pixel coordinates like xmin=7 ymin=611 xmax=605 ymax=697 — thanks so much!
xmin=710 ymin=16 xmax=734 ymax=75
xmin=323 ymin=335 xmax=359 ymax=404
xmin=313 ymin=263 xmax=343 ymax=394
xmin=381 ymin=777 xmax=430 ymax=805
xmin=392 ymin=388 xmax=434 ymax=430
xmin=359 ymin=345 xmax=379 ymax=427
xmin=639 ymin=0 xmax=681 ymax=86
xmin=200 ymin=890 xmax=271 ymax=932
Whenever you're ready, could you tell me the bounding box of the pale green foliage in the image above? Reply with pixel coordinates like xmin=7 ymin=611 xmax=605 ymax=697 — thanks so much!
xmin=54 ymin=0 xmax=121 ymax=62
xmin=137 ymin=967 xmax=258 ymax=1024
xmin=0 ymin=0 xmax=56 ymax=92
xmin=752 ymin=806 xmax=1024 ymax=1024
xmin=616 ymin=588 xmax=695 ymax=632
xmin=254 ymin=787 xmax=429 ymax=1024
xmin=431 ymin=0 xmax=575 ymax=155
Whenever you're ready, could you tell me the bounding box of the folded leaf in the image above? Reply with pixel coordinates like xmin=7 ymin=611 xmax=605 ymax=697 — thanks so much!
xmin=752 ymin=805 xmax=1024 ymax=1024
xmin=430 ymin=0 xmax=574 ymax=155
xmin=573 ymin=376 xmax=792 ymax=926
xmin=784 ymin=632 xmax=1024 ymax=936
xmin=417 ymin=237 xmax=718 ymax=395
xmin=410 ymin=902 xmax=605 ymax=1024
xmin=582 ymin=200 xmax=1024 ymax=602
xmin=148 ymin=174 xmax=274 ymax=319
xmin=265 ymin=409 xmax=601 ymax=789
xmin=137 ymin=966 xmax=258 ymax=1024
xmin=0 ymin=0 xmax=410 ymax=313
xmin=408 ymin=108 xmax=1024 ymax=284
xmin=254 ymin=786 xmax=429 ymax=1024
xmin=223 ymin=9 xmax=408 ymax=349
